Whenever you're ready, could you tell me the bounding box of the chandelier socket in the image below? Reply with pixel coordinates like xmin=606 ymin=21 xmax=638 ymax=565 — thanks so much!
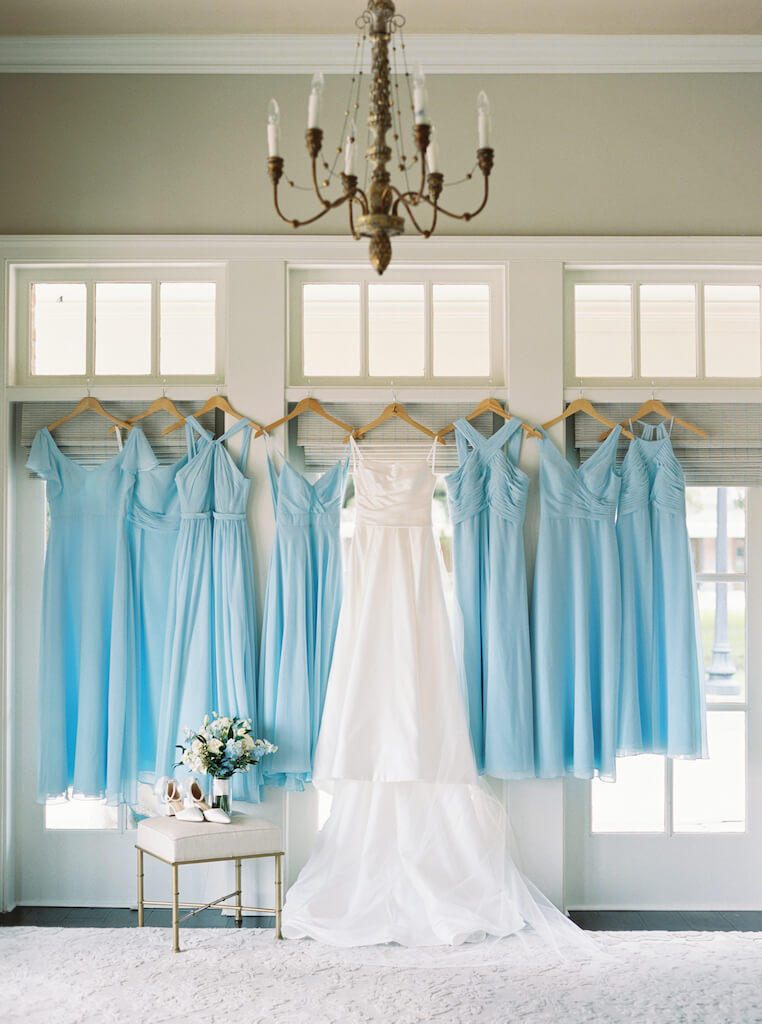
xmin=268 ymin=156 xmax=284 ymax=186
xmin=477 ymin=147 xmax=495 ymax=177
xmin=413 ymin=123 xmax=431 ymax=154
xmin=427 ymin=172 xmax=444 ymax=203
xmin=341 ymin=172 xmax=359 ymax=195
xmin=305 ymin=128 xmax=324 ymax=159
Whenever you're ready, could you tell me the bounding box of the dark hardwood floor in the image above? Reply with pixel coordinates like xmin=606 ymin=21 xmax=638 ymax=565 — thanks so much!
xmin=2 ymin=907 xmax=761 ymax=930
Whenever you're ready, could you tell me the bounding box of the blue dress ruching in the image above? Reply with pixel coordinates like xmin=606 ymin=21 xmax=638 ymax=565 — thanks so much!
xmin=444 ymin=417 xmax=534 ymax=778
xmin=532 ymin=426 xmax=622 ymax=780
xmin=259 ymin=442 xmax=348 ymax=791
xmin=27 ymin=426 xmax=157 ymax=801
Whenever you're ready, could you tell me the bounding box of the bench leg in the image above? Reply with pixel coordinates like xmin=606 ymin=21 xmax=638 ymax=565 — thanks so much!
xmin=137 ymin=849 xmax=144 ymax=927
xmin=235 ymin=858 xmax=242 ymax=928
xmin=172 ymin=863 xmax=180 ymax=953
xmin=275 ymin=853 xmax=282 ymax=940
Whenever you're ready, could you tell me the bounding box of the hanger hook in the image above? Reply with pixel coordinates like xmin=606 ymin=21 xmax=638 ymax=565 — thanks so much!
xmin=86 ymin=377 xmax=92 ymax=398
xmin=161 ymin=378 xmax=167 ymax=398
xmin=650 ymin=380 xmax=655 ymax=401
xmin=577 ymin=379 xmax=583 ymax=400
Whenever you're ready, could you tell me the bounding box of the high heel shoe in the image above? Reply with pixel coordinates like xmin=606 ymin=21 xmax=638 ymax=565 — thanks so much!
xmin=188 ymin=779 xmax=231 ymax=824
xmin=160 ymin=779 xmax=204 ymax=822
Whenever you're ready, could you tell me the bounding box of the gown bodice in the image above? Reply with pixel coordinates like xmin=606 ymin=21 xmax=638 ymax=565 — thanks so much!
xmin=631 ymin=419 xmax=686 ymax=515
xmin=267 ymin=448 xmax=347 ymax=529
xmin=352 ymin=453 xmax=435 ymax=528
xmin=537 ymin=424 xmax=622 ymax=520
xmin=445 ymin=417 xmax=529 ymax=525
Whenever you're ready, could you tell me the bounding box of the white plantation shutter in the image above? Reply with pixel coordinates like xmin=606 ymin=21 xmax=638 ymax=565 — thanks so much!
xmin=573 ymin=404 xmax=762 ymax=486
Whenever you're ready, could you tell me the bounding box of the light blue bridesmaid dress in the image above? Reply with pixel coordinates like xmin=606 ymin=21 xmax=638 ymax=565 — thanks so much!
xmin=616 ymin=435 xmax=653 ymax=755
xmin=532 ymin=425 xmax=622 ymax=781
xmin=259 ymin=440 xmax=348 ymax=791
xmin=155 ymin=417 xmax=261 ymax=802
xmin=444 ymin=417 xmax=534 ymax=778
xmin=106 ymin=427 xmax=192 ymax=805
xmin=625 ymin=418 xmax=706 ymax=759
xmin=27 ymin=426 xmax=157 ymax=801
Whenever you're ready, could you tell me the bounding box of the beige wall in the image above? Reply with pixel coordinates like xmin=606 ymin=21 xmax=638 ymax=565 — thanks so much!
xmin=1 ymin=71 xmax=761 ymax=235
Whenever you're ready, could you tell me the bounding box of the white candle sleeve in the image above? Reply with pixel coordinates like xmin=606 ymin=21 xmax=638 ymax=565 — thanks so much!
xmin=267 ymin=123 xmax=280 ymax=158
xmin=308 ymin=93 xmax=320 ymax=130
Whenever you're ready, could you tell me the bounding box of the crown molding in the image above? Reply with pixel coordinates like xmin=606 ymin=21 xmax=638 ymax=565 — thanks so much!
xmin=0 ymin=34 xmax=761 ymax=74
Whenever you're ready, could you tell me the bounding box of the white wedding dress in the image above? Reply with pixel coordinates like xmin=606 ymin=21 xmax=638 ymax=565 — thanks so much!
xmin=283 ymin=444 xmax=588 ymax=951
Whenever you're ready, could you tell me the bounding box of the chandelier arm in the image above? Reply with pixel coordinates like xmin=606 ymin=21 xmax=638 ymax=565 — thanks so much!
xmin=388 ymin=187 xmax=436 ymax=238
xmin=420 ymin=172 xmax=491 ymax=223
xmin=275 ymin=190 xmax=353 ymax=230
xmin=310 ymin=156 xmax=334 ymax=210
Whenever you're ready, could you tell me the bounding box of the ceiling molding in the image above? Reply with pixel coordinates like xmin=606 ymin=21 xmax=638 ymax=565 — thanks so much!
xmin=1 ymin=34 xmax=762 ymax=74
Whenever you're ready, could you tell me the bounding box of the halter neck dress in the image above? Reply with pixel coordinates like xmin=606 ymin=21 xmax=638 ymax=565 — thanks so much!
xmin=258 ymin=441 xmax=349 ymax=791
xmin=621 ymin=418 xmax=706 ymax=759
xmin=531 ymin=426 xmax=622 ymax=781
xmin=155 ymin=417 xmax=261 ymax=802
xmin=444 ymin=417 xmax=533 ymax=779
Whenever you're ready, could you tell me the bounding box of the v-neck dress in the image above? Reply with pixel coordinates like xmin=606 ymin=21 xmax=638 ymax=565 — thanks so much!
xmin=259 ymin=443 xmax=349 ymax=791
xmin=444 ymin=417 xmax=534 ymax=779
xmin=531 ymin=426 xmax=622 ymax=780
xmin=27 ymin=426 xmax=157 ymax=801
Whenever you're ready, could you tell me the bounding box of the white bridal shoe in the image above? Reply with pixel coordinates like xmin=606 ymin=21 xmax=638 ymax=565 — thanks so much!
xmin=158 ymin=778 xmax=204 ymax=821
xmin=188 ymin=779 xmax=231 ymax=824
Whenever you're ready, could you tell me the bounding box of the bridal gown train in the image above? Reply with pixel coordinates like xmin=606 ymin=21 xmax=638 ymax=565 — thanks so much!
xmin=283 ymin=441 xmax=587 ymax=950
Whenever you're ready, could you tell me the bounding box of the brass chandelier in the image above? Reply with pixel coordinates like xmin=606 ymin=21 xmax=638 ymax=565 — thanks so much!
xmin=265 ymin=0 xmax=494 ymax=275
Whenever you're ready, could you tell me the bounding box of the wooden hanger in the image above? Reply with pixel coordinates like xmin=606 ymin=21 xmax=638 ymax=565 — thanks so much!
xmin=47 ymin=396 xmax=132 ymax=433
xmin=597 ymin=398 xmax=708 ymax=442
xmin=348 ymin=402 xmax=445 ymax=444
xmin=109 ymin=395 xmax=186 ymax=434
xmin=162 ymin=394 xmax=263 ymax=436
xmin=542 ymin=398 xmax=634 ymax=440
xmin=256 ymin=397 xmax=354 ymax=439
xmin=437 ymin=397 xmax=540 ymax=440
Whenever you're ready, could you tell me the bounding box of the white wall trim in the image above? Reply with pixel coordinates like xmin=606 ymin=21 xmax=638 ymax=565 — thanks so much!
xmin=1 ymin=34 xmax=762 ymax=75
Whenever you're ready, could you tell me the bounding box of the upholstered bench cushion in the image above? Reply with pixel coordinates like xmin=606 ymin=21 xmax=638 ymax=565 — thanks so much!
xmin=137 ymin=813 xmax=282 ymax=864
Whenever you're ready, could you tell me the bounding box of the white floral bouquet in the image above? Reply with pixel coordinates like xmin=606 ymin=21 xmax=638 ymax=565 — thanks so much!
xmin=177 ymin=713 xmax=277 ymax=779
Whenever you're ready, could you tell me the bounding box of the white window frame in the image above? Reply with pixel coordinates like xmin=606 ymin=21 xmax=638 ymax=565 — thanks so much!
xmin=10 ymin=262 xmax=227 ymax=387
xmin=288 ymin=264 xmax=505 ymax=388
xmin=564 ymin=266 xmax=762 ymax=388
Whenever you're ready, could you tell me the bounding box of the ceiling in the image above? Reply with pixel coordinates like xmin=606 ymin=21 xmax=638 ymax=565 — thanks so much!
xmin=1 ymin=0 xmax=761 ymax=36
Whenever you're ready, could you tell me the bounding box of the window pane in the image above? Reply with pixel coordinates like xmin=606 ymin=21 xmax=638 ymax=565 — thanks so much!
xmin=94 ymin=283 xmax=151 ymax=375
xmin=697 ymin=580 xmax=745 ymax=704
xmin=673 ymin=711 xmax=745 ymax=832
xmin=704 ymin=285 xmax=761 ymax=377
xmin=574 ymin=284 xmax=632 ymax=377
xmin=45 ymin=797 xmax=118 ymax=831
xmin=303 ymin=283 xmax=360 ymax=376
xmin=368 ymin=284 xmax=424 ymax=377
xmin=433 ymin=283 xmax=490 ymax=376
xmin=639 ymin=284 xmax=696 ymax=377
xmin=160 ymin=282 xmax=216 ymax=375
xmin=31 ymin=283 xmax=87 ymax=375
xmin=591 ymin=755 xmax=665 ymax=833
xmin=687 ymin=487 xmax=746 ymax=574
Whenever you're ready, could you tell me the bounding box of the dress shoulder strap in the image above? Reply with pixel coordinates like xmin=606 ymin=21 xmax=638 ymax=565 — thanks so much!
xmin=262 ymin=433 xmax=283 ymax=514
xmin=348 ymin=435 xmax=363 ymax=473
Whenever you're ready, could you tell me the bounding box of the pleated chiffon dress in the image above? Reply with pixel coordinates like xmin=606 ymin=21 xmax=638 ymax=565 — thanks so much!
xmin=444 ymin=417 xmax=534 ymax=779
xmin=532 ymin=426 xmax=622 ymax=781
xmin=155 ymin=417 xmax=261 ymax=802
xmin=27 ymin=426 xmax=157 ymax=801
xmin=259 ymin=442 xmax=348 ymax=791
xmin=621 ymin=419 xmax=706 ymax=759
xmin=106 ymin=429 xmax=190 ymax=805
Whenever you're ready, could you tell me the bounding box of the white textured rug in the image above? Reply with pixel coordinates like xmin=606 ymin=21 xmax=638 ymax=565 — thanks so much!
xmin=2 ymin=927 xmax=761 ymax=1024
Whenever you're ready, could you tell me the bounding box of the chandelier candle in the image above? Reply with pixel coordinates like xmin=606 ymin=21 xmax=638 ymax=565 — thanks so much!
xmin=265 ymin=0 xmax=495 ymax=274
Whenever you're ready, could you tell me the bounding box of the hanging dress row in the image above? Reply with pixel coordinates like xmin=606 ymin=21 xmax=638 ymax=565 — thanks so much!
xmin=29 ymin=418 xmax=260 ymax=805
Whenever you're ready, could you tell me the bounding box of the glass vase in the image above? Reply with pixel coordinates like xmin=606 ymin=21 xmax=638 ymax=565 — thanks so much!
xmin=211 ymin=777 xmax=232 ymax=815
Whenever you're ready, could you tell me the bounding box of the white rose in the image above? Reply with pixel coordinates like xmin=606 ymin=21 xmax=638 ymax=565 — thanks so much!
xmin=241 ymin=734 xmax=255 ymax=751
xmin=208 ymin=738 xmax=223 ymax=754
